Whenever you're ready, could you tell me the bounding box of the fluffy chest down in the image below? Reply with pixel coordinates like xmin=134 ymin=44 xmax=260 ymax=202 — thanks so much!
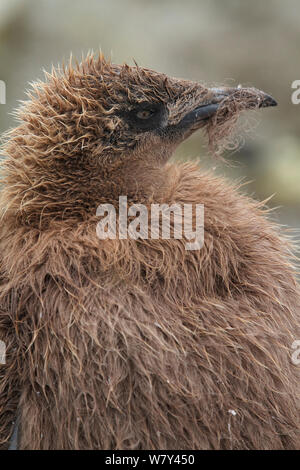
xmin=1 ymin=167 xmax=299 ymax=449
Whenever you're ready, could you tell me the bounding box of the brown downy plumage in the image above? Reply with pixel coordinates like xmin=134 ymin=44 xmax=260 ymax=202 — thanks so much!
xmin=0 ymin=53 xmax=299 ymax=450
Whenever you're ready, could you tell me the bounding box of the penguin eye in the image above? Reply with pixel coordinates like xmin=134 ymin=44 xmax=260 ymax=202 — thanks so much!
xmin=136 ymin=109 xmax=154 ymax=120
xmin=119 ymin=102 xmax=167 ymax=132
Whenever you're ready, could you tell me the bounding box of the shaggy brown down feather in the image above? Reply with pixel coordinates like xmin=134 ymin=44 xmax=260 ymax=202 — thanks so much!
xmin=0 ymin=53 xmax=299 ymax=449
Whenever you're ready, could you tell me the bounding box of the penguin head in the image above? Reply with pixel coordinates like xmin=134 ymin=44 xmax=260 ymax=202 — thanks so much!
xmin=17 ymin=53 xmax=276 ymax=166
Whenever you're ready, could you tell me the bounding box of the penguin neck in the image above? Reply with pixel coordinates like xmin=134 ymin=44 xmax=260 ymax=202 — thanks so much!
xmin=0 ymin=152 xmax=170 ymax=229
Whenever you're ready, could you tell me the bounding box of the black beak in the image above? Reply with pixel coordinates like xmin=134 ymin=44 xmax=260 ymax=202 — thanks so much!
xmin=181 ymin=86 xmax=277 ymax=126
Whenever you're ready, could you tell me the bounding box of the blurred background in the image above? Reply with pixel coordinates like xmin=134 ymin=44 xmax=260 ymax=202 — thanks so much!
xmin=0 ymin=0 xmax=299 ymax=228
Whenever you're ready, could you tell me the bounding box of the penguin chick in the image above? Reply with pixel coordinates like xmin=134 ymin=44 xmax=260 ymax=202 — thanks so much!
xmin=0 ymin=54 xmax=299 ymax=450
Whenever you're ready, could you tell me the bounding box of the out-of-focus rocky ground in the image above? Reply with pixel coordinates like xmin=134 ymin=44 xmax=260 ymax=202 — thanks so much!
xmin=0 ymin=0 xmax=299 ymax=228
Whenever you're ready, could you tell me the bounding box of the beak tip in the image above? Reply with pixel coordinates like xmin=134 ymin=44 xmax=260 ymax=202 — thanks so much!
xmin=260 ymin=93 xmax=278 ymax=108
